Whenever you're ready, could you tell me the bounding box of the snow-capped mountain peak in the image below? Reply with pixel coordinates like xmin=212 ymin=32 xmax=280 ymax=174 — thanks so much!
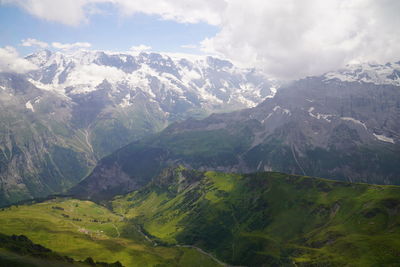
xmin=324 ymin=61 xmax=400 ymax=86
xmin=26 ymin=50 xmax=275 ymax=113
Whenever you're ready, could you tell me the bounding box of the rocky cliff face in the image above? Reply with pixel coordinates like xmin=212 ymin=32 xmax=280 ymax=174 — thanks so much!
xmin=0 ymin=73 xmax=95 ymax=205
xmin=70 ymin=62 xmax=400 ymax=200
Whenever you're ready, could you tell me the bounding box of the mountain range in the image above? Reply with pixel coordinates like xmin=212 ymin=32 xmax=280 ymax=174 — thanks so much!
xmin=0 ymin=49 xmax=399 ymax=266
xmin=0 ymin=50 xmax=274 ymax=206
xmin=70 ymin=61 xmax=400 ymax=200
xmin=1 ymin=49 xmax=400 ymax=207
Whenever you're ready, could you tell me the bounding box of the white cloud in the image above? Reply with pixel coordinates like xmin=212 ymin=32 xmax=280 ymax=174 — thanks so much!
xmin=3 ymin=0 xmax=225 ymax=26
xmin=67 ymin=64 xmax=126 ymax=86
xmin=0 ymin=46 xmax=38 ymax=73
xmin=3 ymin=0 xmax=92 ymax=26
xmin=130 ymin=44 xmax=152 ymax=53
xmin=21 ymin=38 xmax=49 ymax=48
xmin=112 ymin=0 xmax=225 ymax=25
xmin=201 ymin=0 xmax=400 ymax=79
xmin=5 ymin=0 xmax=400 ymax=79
xmin=52 ymin=42 xmax=92 ymax=51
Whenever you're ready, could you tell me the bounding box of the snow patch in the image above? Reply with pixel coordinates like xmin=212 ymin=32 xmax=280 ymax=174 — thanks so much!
xmin=324 ymin=61 xmax=400 ymax=86
xmin=308 ymin=107 xmax=333 ymax=122
xmin=265 ymin=86 xmax=277 ymax=99
xmin=273 ymin=105 xmax=291 ymax=115
xmin=119 ymin=94 xmax=132 ymax=108
xmin=261 ymin=112 xmax=273 ymax=123
xmin=235 ymin=94 xmax=256 ymax=107
xmin=165 ymin=52 xmax=206 ymax=63
xmin=26 ymin=50 xmax=272 ymax=109
xmin=27 ymin=78 xmax=65 ymax=94
xmin=25 ymin=100 xmax=34 ymax=112
xmin=198 ymin=79 xmax=223 ymax=104
xmin=179 ymin=66 xmax=201 ymax=86
xmin=341 ymin=117 xmax=367 ymax=130
xmin=67 ymin=64 xmax=126 ymax=93
xmin=373 ymin=134 xmax=395 ymax=144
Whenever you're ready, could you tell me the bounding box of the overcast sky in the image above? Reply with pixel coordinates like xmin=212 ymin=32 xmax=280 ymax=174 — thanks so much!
xmin=1 ymin=0 xmax=400 ymax=79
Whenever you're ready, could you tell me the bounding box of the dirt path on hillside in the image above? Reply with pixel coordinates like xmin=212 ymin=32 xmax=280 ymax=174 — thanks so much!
xmin=175 ymin=244 xmax=229 ymax=266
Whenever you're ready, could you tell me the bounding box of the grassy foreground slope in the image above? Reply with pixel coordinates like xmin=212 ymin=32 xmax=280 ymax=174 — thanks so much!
xmin=0 ymin=198 xmax=219 ymax=267
xmin=0 ymin=233 xmax=123 ymax=267
xmin=112 ymin=167 xmax=400 ymax=266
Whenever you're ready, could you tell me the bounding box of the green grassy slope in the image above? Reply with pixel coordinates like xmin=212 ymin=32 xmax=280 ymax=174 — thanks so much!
xmin=0 ymin=233 xmax=123 ymax=267
xmin=112 ymin=167 xmax=400 ymax=266
xmin=0 ymin=198 xmax=220 ymax=267
xmin=1 ymin=168 xmax=399 ymax=266
xmin=71 ymin=116 xmax=400 ymax=202
xmin=69 ymin=122 xmax=256 ymax=200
